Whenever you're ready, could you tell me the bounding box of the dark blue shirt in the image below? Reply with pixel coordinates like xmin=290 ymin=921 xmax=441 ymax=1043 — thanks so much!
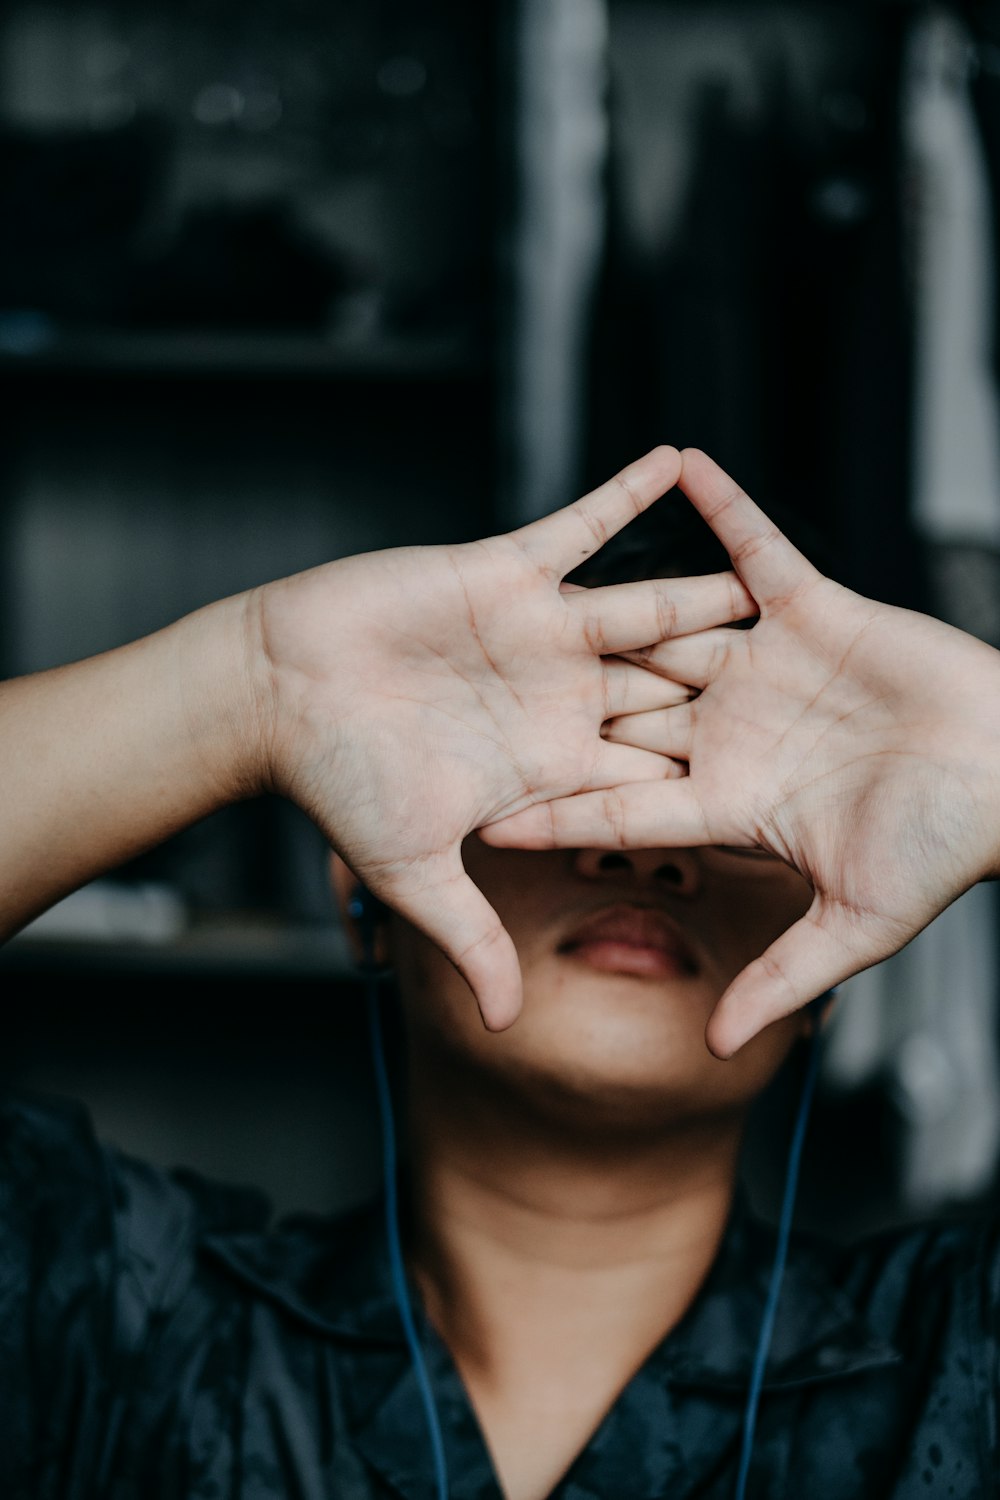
xmin=1 ymin=1092 xmax=997 ymax=1498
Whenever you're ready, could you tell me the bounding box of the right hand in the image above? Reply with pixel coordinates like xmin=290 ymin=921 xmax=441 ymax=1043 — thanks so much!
xmin=254 ymin=447 xmax=755 ymax=1029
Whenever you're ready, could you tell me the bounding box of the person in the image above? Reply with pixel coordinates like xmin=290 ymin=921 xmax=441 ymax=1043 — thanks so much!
xmin=2 ymin=447 xmax=999 ymax=1498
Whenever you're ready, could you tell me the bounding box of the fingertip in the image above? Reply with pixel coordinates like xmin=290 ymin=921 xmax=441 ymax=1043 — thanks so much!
xmin=479 ymin=994 xmax=523 ymax=1033
xmin=473 ymin=962 xmax=523 ymax=1032
xmin=458 ymin=922 xmax=524 ymax=1032
xmin=650 ymin=443 xmax=682 ymax=484
xmin=705 ymin=984 xmax=761 ymax=1059
xmin=704 ymin=1013 xmax=739 ymax=1062
xmin=677 ymin=448 xmax=725 ymax=493
xmin=477 ymin=807 xmax=550 ymax=850
xmin=477 ymin=819 xmax=514 ymax=848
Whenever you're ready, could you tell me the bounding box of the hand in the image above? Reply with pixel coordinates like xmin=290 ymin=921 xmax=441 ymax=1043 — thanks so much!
xmin=481 ymin=449 xmax=1000 ymax=1054
xmin=256 ymin=447 xmax=755 ymax=1030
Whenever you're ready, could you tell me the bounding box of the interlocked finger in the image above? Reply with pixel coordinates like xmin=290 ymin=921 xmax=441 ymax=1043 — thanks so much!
xmin=567 ymin=571 xmax=755 ymax=655
xmin=603 ymin=660 xmax=695 ymax=718
xmin=591 ymin=740 xmax=688 ymax=789
xmin=602 ymin=704 xmax=696 ymax=760
xmin=621 ymin=628 xmax=743 ymax=691
xmin=479 ymin=777 xmax=716 ymax=851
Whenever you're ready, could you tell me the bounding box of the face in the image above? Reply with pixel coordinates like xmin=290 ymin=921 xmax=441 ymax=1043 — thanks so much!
xmin=336 ymin=838 xmax=814 ymax=1134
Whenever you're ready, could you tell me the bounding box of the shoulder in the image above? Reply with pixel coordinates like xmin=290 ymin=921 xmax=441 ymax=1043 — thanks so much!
xmin=0 ymin=1090 xmax=279 ymax=1491
xmin=799 ymin=1212 xmax=1000 ymax=1378
xmin=824 ymin=1213 xmax=1000 ymax=1309
xmin=0 ymin=1087 xmax=273 ymax=1350
xmin=0 ymin=1085 xmax=271 ymax=1235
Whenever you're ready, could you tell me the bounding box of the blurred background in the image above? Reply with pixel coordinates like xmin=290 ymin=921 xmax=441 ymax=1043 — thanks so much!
xmin=3 ymin=0 xmax=1000 ymax=1240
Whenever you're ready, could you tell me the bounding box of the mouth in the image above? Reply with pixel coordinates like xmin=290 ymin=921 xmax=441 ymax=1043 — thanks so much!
xmin=557 ymin=903 xmax=699 ymax=980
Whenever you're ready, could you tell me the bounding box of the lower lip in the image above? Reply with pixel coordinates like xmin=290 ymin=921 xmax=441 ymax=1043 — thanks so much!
xmin=563 ymin=940 xmax=692 ymax=979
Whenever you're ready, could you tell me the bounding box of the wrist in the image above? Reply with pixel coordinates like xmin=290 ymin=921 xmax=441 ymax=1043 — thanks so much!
xmin=173 ymin=587 xmax=275 ymax=807
xmin=244 ymin=559 xmax=357 ymax=810
xmin=982 ymin=756 xmax=1000 ymax=883
xmin=952 ymin=653 xmax=1000 ymax=884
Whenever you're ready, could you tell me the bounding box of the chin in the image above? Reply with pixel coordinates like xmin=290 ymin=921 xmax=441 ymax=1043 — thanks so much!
xmin=494 ymin=1043 xmax=747 ymax=1140
xmin=478 ymin=963 xmax=741 ymax=1125
xmin=398 ymin=946 xmax=800 ymax=1135
xmin=532 ymin=954 xmax=716 ymax=1046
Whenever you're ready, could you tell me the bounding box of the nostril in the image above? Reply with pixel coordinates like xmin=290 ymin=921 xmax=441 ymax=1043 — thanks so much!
xmin=597 ymin=853 xmax=631 ymax=872
xmin=656 ymin=863 xmax=685 ymax=885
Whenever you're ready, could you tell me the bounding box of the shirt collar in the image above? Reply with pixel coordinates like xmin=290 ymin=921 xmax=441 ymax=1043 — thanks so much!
xmin=650 ymin=1194 xmax=900 ymax=1391
xmin=201 ymin=1187 xmax=900 ymax=1391
xmin=203 ymin=1196 xmax=407 ymax=1346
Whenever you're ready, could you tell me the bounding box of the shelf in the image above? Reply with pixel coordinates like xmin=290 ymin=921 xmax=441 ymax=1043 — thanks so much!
xmin=0 ymin=914 xmax=358 ymax=982
xmin=0 ymin=327 xmax=488 ymax=381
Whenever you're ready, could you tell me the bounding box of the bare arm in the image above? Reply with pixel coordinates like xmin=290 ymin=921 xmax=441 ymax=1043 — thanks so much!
xmin=0 ymin=591 xmax=264 ymax=939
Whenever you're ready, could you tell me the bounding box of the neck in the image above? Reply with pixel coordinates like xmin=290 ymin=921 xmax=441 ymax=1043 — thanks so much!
xmin=405 ymin=1046 xmax=744 ymax=1396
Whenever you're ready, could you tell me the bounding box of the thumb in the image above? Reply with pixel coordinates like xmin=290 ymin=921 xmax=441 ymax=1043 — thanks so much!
xmin=382 ymin=854 xmax=524 ymax=1032
xmin=705 ymin=896 xmax=873 ymax=1059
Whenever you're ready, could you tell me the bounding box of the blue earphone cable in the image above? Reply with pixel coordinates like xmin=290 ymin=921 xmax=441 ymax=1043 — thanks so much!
xmin=355 ymin=899 xmax=450 ymax=1500
xmin=733 ymin=993 xmax=831 ymax=1500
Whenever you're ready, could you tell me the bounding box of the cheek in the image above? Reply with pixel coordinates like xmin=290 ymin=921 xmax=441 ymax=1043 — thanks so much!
xmin=720 ymin=876 xmax=813 ymax=964
xmin=389 ymin=920 xmax=485 ymax=1043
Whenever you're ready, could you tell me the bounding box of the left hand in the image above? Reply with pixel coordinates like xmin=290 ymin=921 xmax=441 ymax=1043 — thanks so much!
xmin=482 ymin=450 xmax=1000 ymax=1056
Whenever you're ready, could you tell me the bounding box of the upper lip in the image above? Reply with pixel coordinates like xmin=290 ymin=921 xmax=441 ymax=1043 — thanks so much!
xmin=558 ymin=903 xmax=699 ymax=974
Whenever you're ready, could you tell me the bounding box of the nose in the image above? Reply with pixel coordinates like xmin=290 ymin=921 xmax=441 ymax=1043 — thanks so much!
xmin=573 ymin=846 xmax=701 ymax=896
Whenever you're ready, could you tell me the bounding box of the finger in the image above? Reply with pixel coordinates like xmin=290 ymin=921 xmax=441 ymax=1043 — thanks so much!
xmin=385 ymin=857 xmax=524 ymax=1031
xmin=704 ymin=898 xmax=867 ymax=1059
xmin=602 ymin=707 xmax=695 ymax=758
xmin=567 ymin=571 xmax=755 ymax=654
xmin=620 ymin=628 xmax=742 ymax=691
xmin=513 ymin=446 xmax=682 ymax=576
xmin=479 ymin=777 xmax=718 ymax=851
xmin=603 ymin=660 xmax=694 ymax=717
xmin=588 ymin=740 xmax=688 ymax=788
xmin=679 ymin=450 xmax=820 ymax=603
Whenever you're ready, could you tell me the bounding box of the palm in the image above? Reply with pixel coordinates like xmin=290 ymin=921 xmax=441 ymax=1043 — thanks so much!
xmin=689 ymin=581 xmax=993 ymax=964
xmin=258 ymin=448 xmax=753 ymax=1029
xmin=483 ymin=451 xmax=1000 ymax=1053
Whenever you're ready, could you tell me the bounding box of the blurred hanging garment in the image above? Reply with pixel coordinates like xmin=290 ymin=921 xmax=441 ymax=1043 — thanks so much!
xmin=827 ymin=9 xmax=1000 ymax=1212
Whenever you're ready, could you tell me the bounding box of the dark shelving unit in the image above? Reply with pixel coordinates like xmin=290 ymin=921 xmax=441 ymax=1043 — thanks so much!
xmin=0 ymin=0 xmax=504 ymax=1002
xmin=0 ymin=328 xmax=486 ymax=380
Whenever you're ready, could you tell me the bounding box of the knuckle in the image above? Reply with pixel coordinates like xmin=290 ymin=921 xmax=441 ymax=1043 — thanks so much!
xmin=577 ymin=502 xmax=610 ymax=555
xmin=612 ymin=470 xmax=644 ymax=522
xmin=582 ymin=613 xmax=605 ymax=654
xmin=654 ymin=588 xmax=679 ymax=640
xmin=603 ymin=788 xmax=629 ymax=847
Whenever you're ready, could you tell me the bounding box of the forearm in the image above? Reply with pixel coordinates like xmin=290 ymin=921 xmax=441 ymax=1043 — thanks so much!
xmin=0 ymin=588 xmax=270 ymax=939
